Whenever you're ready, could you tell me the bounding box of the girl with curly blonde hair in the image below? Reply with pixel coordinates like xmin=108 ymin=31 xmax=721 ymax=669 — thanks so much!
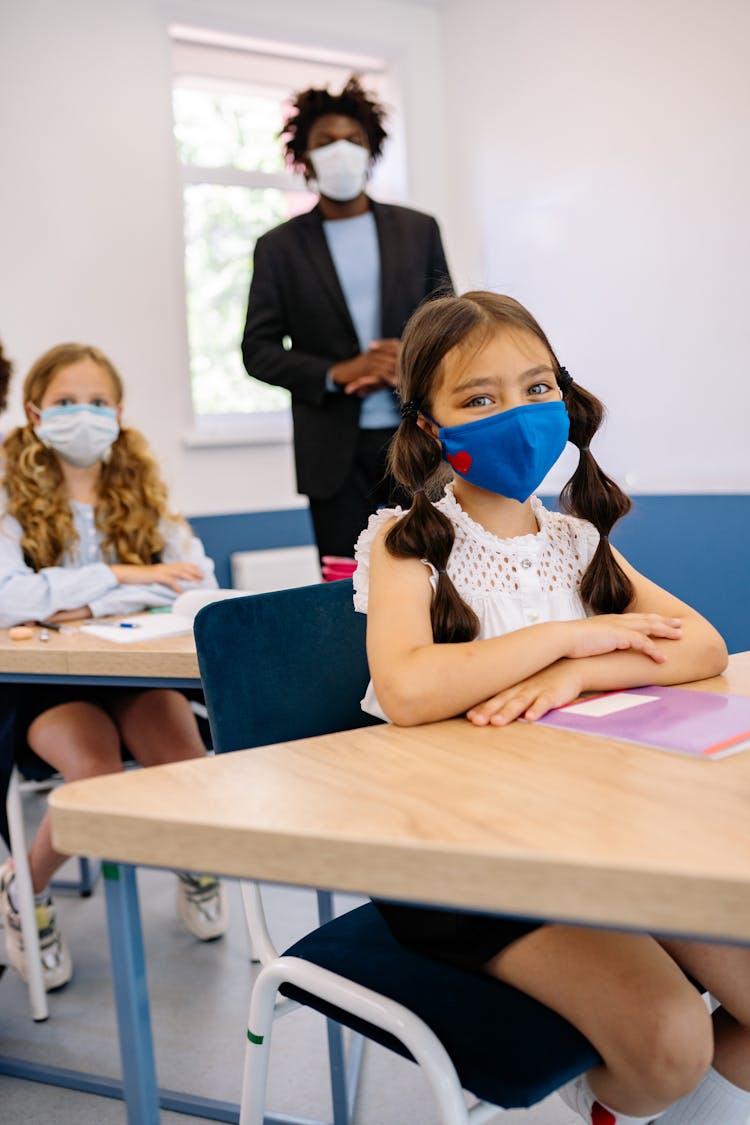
xmin=0 ymin=343 xmax=228 ymax=994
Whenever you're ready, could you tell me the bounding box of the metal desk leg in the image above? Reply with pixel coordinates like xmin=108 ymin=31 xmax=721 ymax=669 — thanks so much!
xmin=103 ymin=861 xmax=160 ymax=1125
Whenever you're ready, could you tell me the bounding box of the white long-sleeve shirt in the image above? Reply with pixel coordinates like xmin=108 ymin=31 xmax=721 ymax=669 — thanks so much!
xmin=0 ymin=497 xmax=217 ymax=628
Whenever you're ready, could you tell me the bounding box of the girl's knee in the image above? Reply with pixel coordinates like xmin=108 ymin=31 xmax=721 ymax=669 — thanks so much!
xmin=63 ymin=750 xmax=124 ymax=781
xmin=621 ymin=989 xmax=713 ymax=1104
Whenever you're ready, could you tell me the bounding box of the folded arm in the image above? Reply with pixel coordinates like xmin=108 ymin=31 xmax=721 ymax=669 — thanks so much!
xmin=366 ymin=526 xmax=690 ymax=726
xmin=466 ymin=547 xmax=728 ymax=726
xmin=0 ymin=515 xmax=218 ymax=626
xmin=0 ymin=514 xmax=117 ymax=626
xmin=89 ymin=522 xmax=217 ymax=617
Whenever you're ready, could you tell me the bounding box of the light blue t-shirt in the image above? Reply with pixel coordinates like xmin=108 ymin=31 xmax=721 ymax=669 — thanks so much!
xmin=323 ymin=212 xmax=399 ymax=430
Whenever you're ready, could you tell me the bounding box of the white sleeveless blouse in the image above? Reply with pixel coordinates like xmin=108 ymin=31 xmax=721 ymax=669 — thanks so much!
xmin=353 ymin=484 xmax=600 ymax=721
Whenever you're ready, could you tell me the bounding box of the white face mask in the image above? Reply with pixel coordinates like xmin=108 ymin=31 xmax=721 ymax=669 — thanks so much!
xmin=308 ymin=139 xmax=369 ymax=202
xmin=34 ymin=404 xmax=120 ymax=467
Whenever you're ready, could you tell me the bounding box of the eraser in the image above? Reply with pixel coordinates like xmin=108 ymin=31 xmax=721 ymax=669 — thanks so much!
xmin=9 ymin=625 xmax=34 ymax=641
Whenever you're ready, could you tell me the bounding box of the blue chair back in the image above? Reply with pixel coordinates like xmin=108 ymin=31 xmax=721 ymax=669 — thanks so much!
xmin=194 ymin=579 xmax=381 ymax=754
xmin=193 ymin=578 xmax=602 ymax=1110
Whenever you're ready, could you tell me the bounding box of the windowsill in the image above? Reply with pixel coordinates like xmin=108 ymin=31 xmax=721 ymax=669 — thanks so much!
xmin=183 ymin=412 xmax=293 ymax=448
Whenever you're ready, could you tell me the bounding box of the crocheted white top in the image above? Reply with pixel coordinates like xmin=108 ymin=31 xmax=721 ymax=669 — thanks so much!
xmin=353 ymin=483 xmax=600 ymax=721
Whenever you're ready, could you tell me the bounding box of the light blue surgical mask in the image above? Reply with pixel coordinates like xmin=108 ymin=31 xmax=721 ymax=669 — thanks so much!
xmin=34 ymin=404 xmax=120 ymax=467
xmin=429 ymin=401 xmax=570 ymax=503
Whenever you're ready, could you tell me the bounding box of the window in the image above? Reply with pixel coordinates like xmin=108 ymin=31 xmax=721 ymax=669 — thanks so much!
xmin=170 ymin=27 xmax=400 ymax=442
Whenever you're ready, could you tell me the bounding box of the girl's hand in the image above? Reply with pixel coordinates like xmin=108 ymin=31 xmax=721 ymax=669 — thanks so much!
xmin=467 ymin=660 xmax=585 ymax=726
xmin=110 ymin=562 xmax=204 ymax=593
xmin=564 ymin=613 xmax=682 ymax=661
xmin=467 ymin=613 xmax=682 ymax=727
xmin=46 ymin=607 xmax=92 ymax=622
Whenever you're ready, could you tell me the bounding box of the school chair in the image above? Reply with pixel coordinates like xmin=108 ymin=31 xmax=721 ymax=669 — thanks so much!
xmin=4 ymin=695 xmax=211 ymax=1023
xmin=194 ymin=580 xmax=601 ymax=1125
xmin=4 ymin=756 xmax=99 ymax=1022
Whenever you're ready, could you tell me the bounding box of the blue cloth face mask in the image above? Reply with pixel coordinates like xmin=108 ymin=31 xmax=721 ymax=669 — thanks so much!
xmin=34 ymin=403 xmax=120 ymax=467
xmin=431 ymin=400 xmax=570 ymax=502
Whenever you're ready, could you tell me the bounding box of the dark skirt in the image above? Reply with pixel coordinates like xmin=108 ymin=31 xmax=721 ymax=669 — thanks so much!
xmin=373 ymin=899 xmax=543 ymax=971
xmin=0 ymin=685 xmax=209 ymax=847
xmin=13 ymin=684 xmax=210 ymax=774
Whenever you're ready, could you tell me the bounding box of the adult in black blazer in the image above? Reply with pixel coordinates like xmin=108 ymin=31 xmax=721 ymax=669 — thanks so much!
xmin=242 ymin=77 xmax=452 ymax=560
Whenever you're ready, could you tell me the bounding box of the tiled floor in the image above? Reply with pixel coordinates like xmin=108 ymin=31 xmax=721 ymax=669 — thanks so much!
xmin=0 ymin=795 xmax=582 ymax=1124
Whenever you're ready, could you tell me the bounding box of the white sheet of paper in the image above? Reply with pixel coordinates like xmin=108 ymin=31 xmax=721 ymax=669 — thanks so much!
xmin=171 ymin=588 xmax=254 ymax=623
xmin=79 ymin=614 xmax=194 ymax=644
xmin=563 ymin=692 xmax=660 ymax=718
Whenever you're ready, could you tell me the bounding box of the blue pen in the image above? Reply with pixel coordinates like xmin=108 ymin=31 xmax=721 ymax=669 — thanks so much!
xmin=98 ymin=621 xmax=141 ymax=629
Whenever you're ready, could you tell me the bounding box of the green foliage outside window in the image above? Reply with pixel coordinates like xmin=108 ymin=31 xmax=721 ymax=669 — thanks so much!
xmin=184 ymin=183 xmax=291 ymax=414
xmin=174 ymin=87 xmax=309 ymax=416
xmin=174 ymin=87 xmax=286 ymax=173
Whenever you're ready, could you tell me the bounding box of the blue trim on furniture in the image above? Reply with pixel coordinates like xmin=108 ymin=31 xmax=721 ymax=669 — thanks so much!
xmin=188 ymin=508 xmax=315 ymax=587
xmin=187 ymin=496 xmax=750 ymax=654
xmin=606 ymin=495 xmax=749 ymax=655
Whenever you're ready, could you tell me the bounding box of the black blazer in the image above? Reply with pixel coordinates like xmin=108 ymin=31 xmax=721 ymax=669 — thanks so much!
xmin=241 ymin=199 xmax=453 ymax=499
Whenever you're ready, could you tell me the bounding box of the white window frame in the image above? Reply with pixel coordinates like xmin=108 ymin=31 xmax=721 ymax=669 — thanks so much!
xmin=170 ymin=25 xmax=401 ymax=448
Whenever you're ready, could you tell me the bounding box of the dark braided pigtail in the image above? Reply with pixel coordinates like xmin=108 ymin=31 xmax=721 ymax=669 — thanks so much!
xmin=558 ymin=376 xmax=634 ymax=613
xmin=383 ymin=295 xmax=492 ymax=644
xmin=387 ymin=406 xmax=480 ymax=643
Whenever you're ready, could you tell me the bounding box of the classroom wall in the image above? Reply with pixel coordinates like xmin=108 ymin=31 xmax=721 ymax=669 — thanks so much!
xmin=190 ymin=496 xmax=750 ymax=653
xmin=0 ymin=0 xmax=448 ymax=514
xmin=441 ymin=0 xmax=750 ymax=493
xmin=4 ymin=0 xmax=748 ymax=500
xmin=2 ymin=1 xmax=749 ymax=648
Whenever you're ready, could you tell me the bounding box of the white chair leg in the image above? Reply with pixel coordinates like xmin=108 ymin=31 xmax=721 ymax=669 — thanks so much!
xmin=240 ymin=955 xmax=282 ymax=1125
xmin=247 ymin=957 xmax=473 ymax=1125
xmin=240 ymin=880 xmax=273 ymax=966
xmin=6 ymin=769 xmax=48 ymax=1021
xmin=468 ymin=1099 xmax=505 ymax=1121
xmin=314 ymin=889 xmax=362 ymax=1123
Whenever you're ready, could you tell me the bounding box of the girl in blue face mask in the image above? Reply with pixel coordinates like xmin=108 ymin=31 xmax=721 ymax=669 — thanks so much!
xmin=354 ymin=293 xmax=749 ymax=1125
xmin=0 ymin=343 xmax=229 ymax=995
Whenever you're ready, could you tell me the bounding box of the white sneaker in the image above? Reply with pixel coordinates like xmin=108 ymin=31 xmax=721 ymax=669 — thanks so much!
xmin=558 ymin=1075 xmax=594 ymax=1121
xmin=558 ymin=1076 xmax=660 ymax=1124
xmin=0 ymin=859 xmax=73 ymax=991
xmin=558 ymin=1075 xmax=619 ymax=1123
xmin=176 ymin=873 xmax=228 ymax=940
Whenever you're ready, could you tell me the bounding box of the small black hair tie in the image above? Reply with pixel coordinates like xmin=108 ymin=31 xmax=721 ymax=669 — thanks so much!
xmin=436 ymin=567 xmax=447 ymax=575
xmin=580 ymin=444 xmax=590 ymax=452
xmin=412 ymin=486 xmax=426 ymax=495
xmin=400 ymin=400 xmax=420 ymax=419
xmin=557 ymin=366 xmax=574 ymax=391
xmin=600 ymin=534 xmax=609 ymax=542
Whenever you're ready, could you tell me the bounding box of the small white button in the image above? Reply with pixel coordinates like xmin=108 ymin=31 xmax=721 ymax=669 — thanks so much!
xmin=520 ymin=558 xmax=533 ymax=569
xmin=527 ymin=609 xmax=540 ymax=622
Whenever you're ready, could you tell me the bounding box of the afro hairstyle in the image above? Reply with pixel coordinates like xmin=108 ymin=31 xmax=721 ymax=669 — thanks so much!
xmin=282 ymin=74 xmax=388 ymax=172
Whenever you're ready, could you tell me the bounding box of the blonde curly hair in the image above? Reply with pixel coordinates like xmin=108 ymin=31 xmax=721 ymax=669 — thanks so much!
xmin=2 ymin=343 xmax=184 ymax=571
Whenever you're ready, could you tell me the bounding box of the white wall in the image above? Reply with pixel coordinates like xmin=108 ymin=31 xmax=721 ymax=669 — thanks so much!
xmin=3 ymin=0 xmax=748 ymax=512
xmin=0 ymin=0 xmax=449 ymax=515
xmin=442 ymin=0 xmax=750 ymax=491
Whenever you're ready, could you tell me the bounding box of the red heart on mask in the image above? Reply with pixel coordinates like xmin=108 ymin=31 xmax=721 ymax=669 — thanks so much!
xmin=447 ymin=450 xmax=472 ymax=475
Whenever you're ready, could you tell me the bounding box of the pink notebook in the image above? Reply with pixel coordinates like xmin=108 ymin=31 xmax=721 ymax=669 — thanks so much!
xmin=536 ymin=685 xmax=750 ymax=759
